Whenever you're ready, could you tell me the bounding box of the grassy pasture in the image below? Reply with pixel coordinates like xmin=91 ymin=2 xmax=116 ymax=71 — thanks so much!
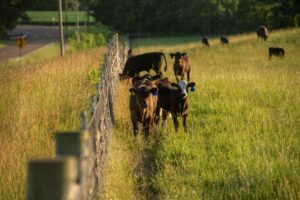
xmin=102 ymin=28 xmax=300 ymax=199
xmin=0 ymin=47 xmax=104 ymax=199
xmin=25 ymin=11 xmax=95 ymax=23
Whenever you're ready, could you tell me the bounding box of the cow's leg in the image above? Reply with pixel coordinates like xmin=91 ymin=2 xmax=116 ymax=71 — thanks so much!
xmin=154 ymin=107 xmax=161 ymax=125
xmin=181 ymin=72 xmax=184 ymax=81
xmin=143 ymin=119 xmax=150 ymax=138
xmin=131 ymin=116 xmax=139 ymax=136
xmin=182 ymin=114 xmax=187 ymax=132
xmin=174 ymin=71 xmax=179 ymax=82
xmin=187 ymin=69 xmax=190 ymax=83
xmin=172 ymin=114 xmax=179 ymax=131
xmin=162 ymin=109 xmax=168 ymax=128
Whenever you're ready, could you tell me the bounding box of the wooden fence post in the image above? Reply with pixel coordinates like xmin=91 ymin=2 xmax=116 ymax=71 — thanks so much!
xmin=55 ymin=131 xmax=90 ymax=199
xmin=80 ymin=111 xmax=88 ymax=131
xmin=90 ymin=95 xmax=96 ymax=116
xmin=55 ymin=131 xmax=89 ymax=182
xmin=27 ymin=156 xmax=77 ymax=200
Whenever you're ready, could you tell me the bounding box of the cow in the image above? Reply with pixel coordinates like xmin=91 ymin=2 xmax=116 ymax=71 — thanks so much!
xmin=119 ymin=52 xmax=168 ymax=80
xmin=202 ymin=36 xmax=210 ymax=47
xmin=257 ymin=26 xmax=268 ymax=41
xmin=129 ymin=75 xmax=159 ymax=137
xmin=220 ymin=36 xmax=229 ymax=44
xmin=154 ymin=80 xmax=196 ymax=132
xmin=170 ymin=52 xmax=191 ymax=82
xmin=127 ymin=49 xmax=133 ymax=59
xmin=269 ymin=47 xmax=285 ymax=59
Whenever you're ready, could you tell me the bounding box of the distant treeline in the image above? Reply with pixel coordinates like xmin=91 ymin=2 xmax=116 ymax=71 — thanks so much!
xmin=91 ymin=0 xmax=300 ymax=34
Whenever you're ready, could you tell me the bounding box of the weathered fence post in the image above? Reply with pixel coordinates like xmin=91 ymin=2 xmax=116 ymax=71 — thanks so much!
xmin=55 ymin=131 xmax=90 ymax=199
xmin=80 ymin=111 xmax=88 ymax=131
xmin=96 ymin=83 xmax=101 ymax=102
xmin=90 ymin=95 xmax=96 ymax=116
xmin=27 ymin=156 xmax=77 ymax=200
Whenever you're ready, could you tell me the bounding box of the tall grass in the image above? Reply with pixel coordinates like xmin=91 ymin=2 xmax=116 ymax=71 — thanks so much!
xmin=102 ymin=28 xmax=300 ymax=199
xmin=0 ymin=47 xmax=105 ymax=199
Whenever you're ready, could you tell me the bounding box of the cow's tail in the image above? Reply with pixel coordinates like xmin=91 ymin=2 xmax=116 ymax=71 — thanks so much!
xmin=162 ymin=53 xmax=168 ymax=72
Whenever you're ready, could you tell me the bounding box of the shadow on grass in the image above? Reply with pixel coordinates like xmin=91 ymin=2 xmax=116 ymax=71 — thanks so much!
xmin=134 ymin=131 xmax=165 ymax=200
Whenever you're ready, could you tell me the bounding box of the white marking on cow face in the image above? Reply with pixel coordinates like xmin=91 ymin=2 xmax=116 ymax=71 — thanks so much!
xmin=178 ymin=80 xmax=188 ymax=97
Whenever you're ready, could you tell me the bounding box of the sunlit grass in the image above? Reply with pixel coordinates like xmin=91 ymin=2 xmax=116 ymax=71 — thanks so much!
xmin=0 ymin=47 xmax=105 ymax=199
xmin=103 ymin=28 xmax=300 ymax=199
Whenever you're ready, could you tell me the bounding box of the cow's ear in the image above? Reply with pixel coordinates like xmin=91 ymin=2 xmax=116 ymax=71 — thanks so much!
xmin=149 ymin=87 xmax=158 ymax=96
xmin=129 ymin=88 xmax=136 ymax=94
xmin=170 ymin=53 xmax=174 ymax=58
xmin=152 ymin=74 xmax=161 ymax=81
xmin=171 ymin=83 xmax=180 ymax=89
xmin=182 ymin=52 xmax=186 ymax=56
xmin=188 ymin=82 xmax=196 ymax=92
xmin=187 ymin=82 xmax=196 ymax=88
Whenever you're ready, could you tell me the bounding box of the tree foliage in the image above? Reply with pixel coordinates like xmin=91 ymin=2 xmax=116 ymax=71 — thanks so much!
xmin=90 ymin=0 xmax=299 ymax=34
xmin=0 ymin=0 xmax=29 ymax=37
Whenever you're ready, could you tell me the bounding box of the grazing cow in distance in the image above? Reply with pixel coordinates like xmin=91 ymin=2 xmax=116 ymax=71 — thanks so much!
xmin=119 ymin=52 xmax=168 ymax=80
xmin=220 ymin=36 xmax=229 ymax=44
xmin=257 ymin=26 xmax=268 ymax=41
xmin=129 ymin=75 xmax=159 ymax=137
xmin=155 ymin=80 xmax=196 ymax=132
xmin=202 ymin=36 xmax=210 ymax=47
xmin=170 ymin=52 xmax=191 ymax=82
xmin=269 ymin=47 xmax=285 ymax=59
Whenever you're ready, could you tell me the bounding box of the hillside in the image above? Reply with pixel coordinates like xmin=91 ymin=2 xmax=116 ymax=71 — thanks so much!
xmin=102 ymin=28 xmax=300 ymax=199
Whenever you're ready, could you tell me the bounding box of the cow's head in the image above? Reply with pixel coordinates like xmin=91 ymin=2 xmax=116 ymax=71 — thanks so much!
xmin=170 ymin=52 xmax=186 ymax=63
xmin=171 ymin=80 xmax=196 ymax=99
xmin=130 ymin=80 xmax=158 ymax=109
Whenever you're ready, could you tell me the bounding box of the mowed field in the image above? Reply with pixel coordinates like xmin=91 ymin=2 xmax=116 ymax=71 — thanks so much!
xmin=0 ymin=46 xmax=104 ymax=199
xmin=25 ymin=11 xmax=95 ymax=23
xmin=102 ymin=28 xmax=300 ymax=199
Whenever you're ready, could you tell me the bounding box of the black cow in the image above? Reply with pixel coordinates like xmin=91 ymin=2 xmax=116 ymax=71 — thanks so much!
xmin=202 ymin=36 xmax=210 ymax=47
xmin=119 ymin=52 xmax=168 ymax=80
xmin=269 ymin=47 xmax=285 ymax=59
xmin=220 ymin=36 xmax=229 ymax=44
xmin=154 ymin=80 xmax=196 ymax=132
xmin=257 ymin=26 xmax=268 ymax=41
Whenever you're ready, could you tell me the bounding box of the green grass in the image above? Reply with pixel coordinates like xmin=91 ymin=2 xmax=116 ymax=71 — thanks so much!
xmin=25 ymin=11 xmax=95 ymax=23
xmin=0 ymin=40 xmax=15 ymax=49
xmin=102 ymin=28 xmax=300 ymax=199
xmin=0 ymin=47 xmax=105 ymax=200
xmin=2 ymin=43 xmax=60 ymax=67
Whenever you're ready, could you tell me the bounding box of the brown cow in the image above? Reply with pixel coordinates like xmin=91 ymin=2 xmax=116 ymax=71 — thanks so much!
xmin=170 ymin=52 xmax=191 ymax=82
xmin=129 ymin=75 xmax=159 ymax=137
xmin=154 ymin=80 xmax=196 ymax=132
xmin=257 ymin=26 xmax=268 ymax=41
xmin=119 ymin=52 xmax=168 ymax=80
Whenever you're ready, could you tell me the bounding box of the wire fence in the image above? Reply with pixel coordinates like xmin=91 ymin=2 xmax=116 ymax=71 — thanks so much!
xmin=27 ymin=33 xmax=129 ymax=200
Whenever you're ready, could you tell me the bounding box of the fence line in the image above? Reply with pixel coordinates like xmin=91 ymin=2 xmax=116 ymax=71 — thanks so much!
xmin=27 ymin=33 xmax=129 ymax=200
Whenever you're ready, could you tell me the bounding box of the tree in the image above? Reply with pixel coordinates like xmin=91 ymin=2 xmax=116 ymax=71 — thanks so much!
xmin=0 ymin=0 xmax=29 ymax=38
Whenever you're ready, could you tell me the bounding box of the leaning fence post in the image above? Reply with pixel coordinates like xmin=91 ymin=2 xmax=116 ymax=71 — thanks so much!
xmin=90 ymin=95 xmax=96 ymax=116
xmin=96 ymin=83 xmax=101 ymax=102
xmin=27 ymin=156 xmax=78 ymax=200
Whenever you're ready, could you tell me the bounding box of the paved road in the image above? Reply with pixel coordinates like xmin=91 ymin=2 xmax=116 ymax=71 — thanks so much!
xmin=0 ymin=25 xmax=60 ymax=63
